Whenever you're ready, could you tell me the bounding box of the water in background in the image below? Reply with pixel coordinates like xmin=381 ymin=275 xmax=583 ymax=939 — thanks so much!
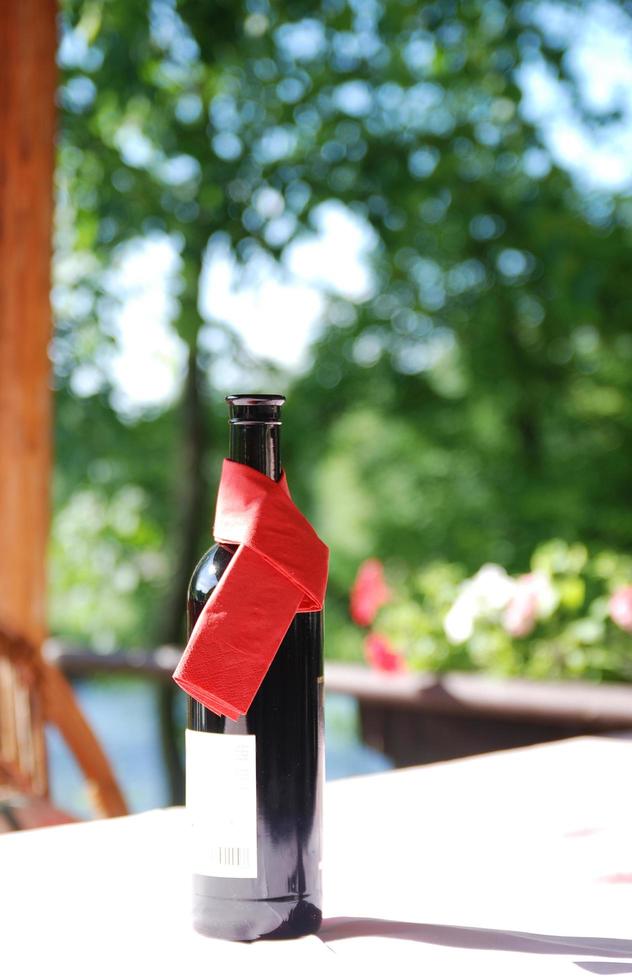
xmin=47 ymin=678 xmax=392 ymax=817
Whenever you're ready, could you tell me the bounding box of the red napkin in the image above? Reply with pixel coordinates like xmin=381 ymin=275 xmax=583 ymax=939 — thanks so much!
xmin=172 ymin=459 xmax=329 ymax=719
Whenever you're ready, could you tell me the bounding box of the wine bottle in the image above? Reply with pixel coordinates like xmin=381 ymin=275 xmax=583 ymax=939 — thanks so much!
xmin=186 ymin=394 xmax=324 ymax=941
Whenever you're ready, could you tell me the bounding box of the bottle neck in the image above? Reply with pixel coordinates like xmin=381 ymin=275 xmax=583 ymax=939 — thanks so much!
xmin=228 ymin=422 xmax=281 ymax=481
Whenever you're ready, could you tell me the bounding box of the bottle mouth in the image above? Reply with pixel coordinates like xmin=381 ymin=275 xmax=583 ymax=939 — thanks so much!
xmin=226 ymin=394 xmax=285 ymax=425
xmin=226 ymin=394 xmax=286 ymax=407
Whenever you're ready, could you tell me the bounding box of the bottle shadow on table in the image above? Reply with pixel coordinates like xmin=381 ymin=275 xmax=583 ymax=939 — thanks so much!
xmin=319 ymin=917 xmax=632 ymax=960
xmin=574 ymin=965 xmax=632 ymax=976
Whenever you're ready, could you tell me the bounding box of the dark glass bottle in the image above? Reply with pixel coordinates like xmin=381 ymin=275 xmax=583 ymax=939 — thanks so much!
xmin=186 ymin=394 xmax=324 ymax=941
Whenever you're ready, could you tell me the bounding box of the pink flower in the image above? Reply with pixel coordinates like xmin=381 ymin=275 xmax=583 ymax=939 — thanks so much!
xmin=610 ymin=586 xmax=632 ymax=633
xmin=364 ymin=633 xmax=406 ymax=673
xmin=350 ymin=559 xmax=390 ymax=627
xmin=502 ymin=571 xmax=557 ymax=638
xmin=503 ymin=574 xmax=539 ymax=637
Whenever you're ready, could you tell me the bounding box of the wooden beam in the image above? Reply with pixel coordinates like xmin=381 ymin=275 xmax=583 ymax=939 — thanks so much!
xmin=0 ymin=5 xmax=128 ymax=819
xmin=0 ymin=0 xmax=57 ymax=643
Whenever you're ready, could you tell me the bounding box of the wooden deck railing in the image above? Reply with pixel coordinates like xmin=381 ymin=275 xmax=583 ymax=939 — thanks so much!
xmin=45 ymin=642 xmax=181 ymax=681
xmin=45 ymin=642 xmax=632 ymax=794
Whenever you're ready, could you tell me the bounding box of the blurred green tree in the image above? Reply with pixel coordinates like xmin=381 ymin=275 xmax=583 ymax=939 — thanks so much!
xmin=54 ymin=0 xmax=632 ymax=662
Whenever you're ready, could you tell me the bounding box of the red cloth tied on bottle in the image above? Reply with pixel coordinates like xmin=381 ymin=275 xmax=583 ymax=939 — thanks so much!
xmin=172 ymin=459 xmax=329 ymax=720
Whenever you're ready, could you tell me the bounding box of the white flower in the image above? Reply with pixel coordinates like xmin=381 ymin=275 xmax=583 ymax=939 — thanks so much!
xmin=527 ymin=571 xmax=558 ymax=618
xmin=444 ymin=564 xmax=558 ymax=645
xmin=444 ymin=596 xmax=476 ymax=644
xmin=468 ymin=563 xmax=517 ymax=613
xmin=444 ymin=563 xmax=517 ymax=645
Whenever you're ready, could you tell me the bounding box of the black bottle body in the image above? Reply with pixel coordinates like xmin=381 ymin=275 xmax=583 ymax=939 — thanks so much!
xmin=185 ymin=395 xmax=324 ymax=941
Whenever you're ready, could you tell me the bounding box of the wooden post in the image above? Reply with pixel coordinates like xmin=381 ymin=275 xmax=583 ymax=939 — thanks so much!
xmin=0 ymin=0 xmax=57 ymax=645
xmin=0 ymin=2 xmax=126 ymax=818
xmin=0 ymin=0 xmax=57 ymax=798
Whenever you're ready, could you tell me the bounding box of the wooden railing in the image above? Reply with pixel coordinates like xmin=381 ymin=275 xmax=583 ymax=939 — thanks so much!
xmin=45 ymin=641 xmax=186 ymax=803
xmin=45 ymin=642 xmax=181 ymax=681
xmin=322 ymin=663 xmax=632 ymax=767
xmin=46 ymin=642 xmax=632 ymax=794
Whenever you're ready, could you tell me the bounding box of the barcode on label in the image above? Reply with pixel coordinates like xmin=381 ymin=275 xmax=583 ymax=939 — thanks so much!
xmin=214 ymin=846 xmax=252 ymax=868
xmin=187 ymin=730 xmax=258 ymax=878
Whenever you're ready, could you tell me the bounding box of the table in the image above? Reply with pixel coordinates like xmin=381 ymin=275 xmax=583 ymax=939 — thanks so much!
xmin=2 ymin=736 xmax=632 ymax=979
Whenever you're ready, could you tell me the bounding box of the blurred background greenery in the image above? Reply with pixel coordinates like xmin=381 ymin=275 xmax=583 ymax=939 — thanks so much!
xmin=52 ymin=0 xmax=632 ymax=678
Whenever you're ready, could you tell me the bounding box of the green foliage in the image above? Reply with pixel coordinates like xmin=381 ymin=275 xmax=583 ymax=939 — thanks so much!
xmin=53 ymin=1 xmax=632 ymax=662
xmin=370 ymin=541 xmax=632 ymax=681
xmin=50 ymin=484 xmax=165 ymax=648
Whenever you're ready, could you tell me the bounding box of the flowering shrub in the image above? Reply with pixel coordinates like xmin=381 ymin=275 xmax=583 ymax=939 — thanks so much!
xmin=350 ymin=541 xmax=632 ymax=680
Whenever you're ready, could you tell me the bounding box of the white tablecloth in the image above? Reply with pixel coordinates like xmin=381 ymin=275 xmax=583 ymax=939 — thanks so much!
xmin=2 ymin=735 xmax=632 ymax=979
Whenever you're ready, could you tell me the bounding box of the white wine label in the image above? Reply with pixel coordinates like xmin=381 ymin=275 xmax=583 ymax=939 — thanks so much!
xmin=186 ymin=729 xmax=257 ymax=879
